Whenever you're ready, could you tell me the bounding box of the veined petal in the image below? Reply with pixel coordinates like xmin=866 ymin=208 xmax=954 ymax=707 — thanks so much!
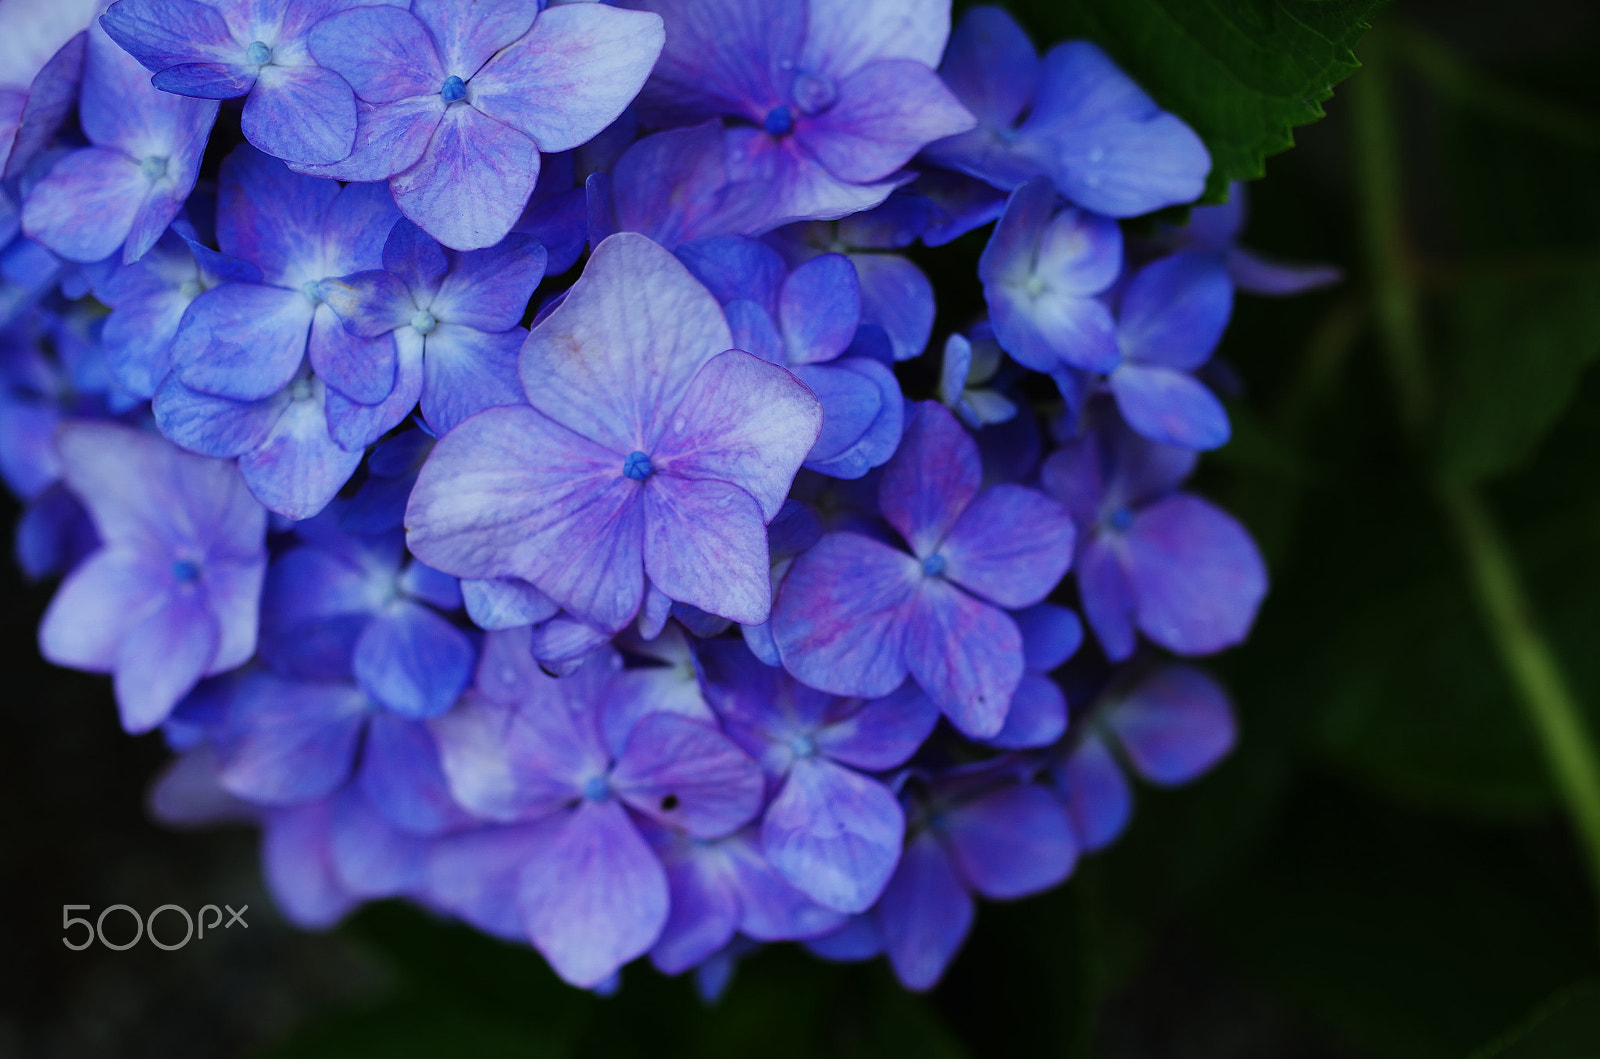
xmin=612 ymin=712 xmax=764 ymax=838
xmin=418 ymin=322 xmax=526 ymax=437
xmin=309 ymin=6 xmax=442 ymax=103
xmin=878 ymin=400 xmax=980 ymax=557
xmin=641 ymin=474 xmax=772 ymax=625
xmin=903 ymin=578 xmax=1023 ymax=739
xmin=390 ymin=105 xmax=541 ymax=252
xmin=762 ymin=758 xmax=903 ymax=914
xmin=170 ymin=283 xmax=315 ymax=401
xmin=795 ymin=60 xmax=975 ymax=185
xmin=242 ymin=63 xmax=358 ymax=166
xmin=939 ymin=483 xmax=1075 ymax=609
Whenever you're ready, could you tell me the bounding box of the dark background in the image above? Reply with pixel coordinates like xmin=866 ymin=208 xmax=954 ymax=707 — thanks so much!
xmin=6 ymin=0 xmax=1600 ymax=1055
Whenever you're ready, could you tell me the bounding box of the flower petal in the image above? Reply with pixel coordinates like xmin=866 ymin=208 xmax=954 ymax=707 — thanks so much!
xmin=877 ymin=830 xmax=972 ymax=992
xmin=943 ymin=783 xmax=1076 ymax=899
xmin=762 ymin=757 xmax=903 ymax=913
xmin=938 ymin=482 xmax=1076 ymax=609
xmin=878 ymin=400 xmax=980 ymax=557
xmin=242 ymin=63 xmax=358 ymax=165
xmin=352 ymin=599 xmax=475 ymax=719
xmin=390 ymin=105 xmax=541 ymax=251
xmin=170 ymin=282 xmax=315 ymax=401
xmin=1123 ymin=493 xmax=1267 ymax=656
xmin=612 ymin=711 xmax=764 ymax=838
xmin=641 ymin=473 xmax=772 ymax=625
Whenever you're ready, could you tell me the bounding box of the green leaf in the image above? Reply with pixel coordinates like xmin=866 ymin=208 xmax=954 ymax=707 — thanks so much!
xmin=1435 ymin=254 xmax=1600 ymax=482
xmin=997 ymin=0 xmax=1387 ymax=202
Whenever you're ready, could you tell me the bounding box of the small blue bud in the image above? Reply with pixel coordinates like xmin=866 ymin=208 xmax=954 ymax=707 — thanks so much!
xmin=582 ymin=775 xmax=611 ymax=802
xmin=921 ymin=553 xmax=946 ymax=578
xmin=140 ymin=155 xmax=168 ymax=181
xmin=246 ymin=40 xmax=272 ymax=65
xmin=171 ymin=558 xmax=201 ymax=583
xmin=1108 ymin=506 xmax=1134 ymax=533
xmin=440 ymin=75 xmax=467 ymax=103
xmin=623 ymin=450 xmax=654 ymax=481
xmin=763 ymin=105 xmax=794 ymax=137
xmin=788 ymin=733 xmax=817 ymax=759
xmin=410 ymin=309 xmax=437 ymax=335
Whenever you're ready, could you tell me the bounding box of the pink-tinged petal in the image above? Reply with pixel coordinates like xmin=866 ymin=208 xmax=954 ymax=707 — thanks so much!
xmin=242 ymin=63 xmax=358 ymax=166
xmin=985 ymin=673 xmax=1066 ymax=749
xmin=291 ymin=95 xmax=440 ymax=183
xmin=904 ymin=579 xmax=1022 ymax=739
xmin=1106 ymin=664 xmax=1237 ymax=785
xmin=802 ymin=0 xmax=951 ymax=78
xmin=391 ymin=106 xmax=541 ymax=252
xmin=418 ymin=323 xmax=526 ymax=437
xmin=518 ymin=800 xmax=669 ymax=987
xmin=723 ymin=127 xmax=901 ymax=234
xmin=310 ymin=304 xmax=397 ymax=404
xmin=1124 ymin=493 xmax=1267 ymax=656
xmin=405 ymin=405 xmax=647 ymax=631
xmin=22 ymin=147 xmax=147 ymax=262
xmin=851 ymin=252 xmax=933 ymax=362
xmin=38 ymin=547 xmax=167 ymax=671
xmin=779 ymin=254 xmax=859 ymax=365
xmin=309 ymin=7 xmax=443 ymax=103
xmin=410 ymin=0 xmax=536 ymax=78
xmin=623 ymin=0 xmax=801 ymax=126
xmin=471 ymin=3 xmax=663 ymax=152
xmin=613 ymin=712 xmax=764 ymax=838
xmin=1077 ymin=536 xmax=1137 ymax=662
xmin=114 ymin=591 xmax=219 ymax=731
xmin=879 ymin=400 xmax=980 ymax=557
xmin=1109 ymin=364 xmax=1230 ymax=452
xmin=762 ymin=757 xmax=903 ymax=913
xmin=816 ymin=681 xmax=939 ymax=770
xmin=877 ymin=830 xmax=972 ymax=991
xmin=641 ymin=474 xmax=771 ymax=625
xmin=771 ymin=531 xmax=919 ymax=699
xmin=237 ymin=386 xmax=366 ymax=520
xmin=939 ymin=483 xmax=1075 ymax=609
xmin=216 ymin=145 xmax=342 ymax=284
xmin=1054 ymin=733 xmax=1131 ymax=851
xmin=520 ymin=232 xmax=733 ymax=453
xmin=215 ymin=676 xmax=369 ymax=805
xmin=262 ymin=802 xmax=357 ymax=929
xmin=938 ymin=6 xmax=1038 ymax=128
xmin=430 ymin=233 xmax=546 ymax=332
xmin=943 ymin=783 xmax=1076 ymax=899
xmin=653 ymin=349 xmax=821 ymax=521
xmin=796 ymin=60 xmax=975 ymax=185
xmin=1118 ymin=252 xmax=1233 ymax=371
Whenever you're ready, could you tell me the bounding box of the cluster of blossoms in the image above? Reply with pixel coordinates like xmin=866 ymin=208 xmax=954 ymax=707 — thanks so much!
xmin=1 ymin=0 xmax=1337 ymax=994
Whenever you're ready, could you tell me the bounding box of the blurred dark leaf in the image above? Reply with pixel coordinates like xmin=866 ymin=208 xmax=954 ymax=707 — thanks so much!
xmin=1000 ymin=0 xmax=1387 ymax=202
xmin=1434 ymin=254 xmax=1600 ymax=482
xmin=1472 ymin=983 xmax=1600 ymax=1059
xmin=1200 ymin=778 xmax=1598 ymax=1059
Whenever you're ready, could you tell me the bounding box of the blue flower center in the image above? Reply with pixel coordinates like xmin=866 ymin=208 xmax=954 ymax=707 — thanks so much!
xmin=410 ymin=309 xmax=437 ymax=335
xmin=300 ymin=280 xmax=322 ymax=304
xmin=178 ymin=278 xmax=203 ymax=300
xmin=623 ymin=451 xmax=654 ymax=481
xmin=788 ymin=733 xmax=816 ymax=759
xmin=763 ymin=105 xmax=794 ymax=137
xmin=140 ymin=155 xmax=168 ymax=181
xmin=921 ymin=553 xmax=947 ymax=578
xmin=171 ymin=558 xmax=200 ymax=583
xmin=1108 ymin=506 xmax=1134 ymax=532
xmin=246 ymin=40 xmax=272 ymax=65
xmin=582 ymin=775 xmax=611 ymax=802
xmin=440 ymin=75 xmax=467 ymax=103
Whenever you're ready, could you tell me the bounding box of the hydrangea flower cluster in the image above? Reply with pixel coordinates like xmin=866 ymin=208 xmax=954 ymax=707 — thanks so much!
xmin=2 ymin=0 xmax=1337 ymax=994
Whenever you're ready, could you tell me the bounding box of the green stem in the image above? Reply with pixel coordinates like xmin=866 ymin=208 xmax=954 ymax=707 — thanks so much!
xmin=1352 ymin=32 xmax=1600 ymax=898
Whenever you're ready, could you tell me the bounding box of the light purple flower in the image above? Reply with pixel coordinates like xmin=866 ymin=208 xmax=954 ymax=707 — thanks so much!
xmin=700 ymin=640 xmax=939 ymax=913
xmin=38 ymin=421 xmax=266 ymax=732
xmin=406 ymin=232 xmax=822 ymax=633
xmin=319 ymin=218 xmax=547 ymax=436
xmin=429 ymin=633 xmax=764 ymax=986
xmin=22 ymin=24 xmax=217 ymax=264
xmin=100 ymin=0 xmax=398 ymax=164
xmin=771 ymin=400 xmax=1076 ymax=739
xmin=305 ymin=0 xmax=664 ymax=249
xmin=1041 ymin=410 xmax=1266 ymax=660
xmin=623 ymin=0 xmax=976 ymax=233
xmin=925 ymin=6 xmax=1210 ymax=217
xmin=0 ymin=0 xmax=99 ymax=179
